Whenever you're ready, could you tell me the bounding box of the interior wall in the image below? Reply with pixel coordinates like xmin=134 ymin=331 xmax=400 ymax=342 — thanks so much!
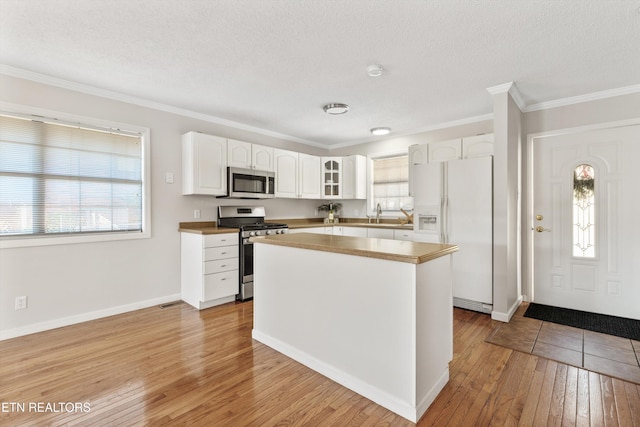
xmin=0 ymin=75 xmax=327 ymax=338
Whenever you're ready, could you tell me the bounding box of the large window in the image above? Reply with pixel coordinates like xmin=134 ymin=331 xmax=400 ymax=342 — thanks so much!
xmin=371 ymin=154 xmax=412 ymax=212
xmin=0 ymin=110 xmax=150 ymax=247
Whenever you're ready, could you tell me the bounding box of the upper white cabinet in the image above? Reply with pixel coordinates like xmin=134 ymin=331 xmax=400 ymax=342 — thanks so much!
xmin=408 ymin=144 xmax=428 ymax=197
xmin=342 ymin=155 xmax=367 ymax=199
xmin=462 ymin=134 xmax=494 ymax=158
xmin=227 ymin=139 xmax=274 ymax=171
xmin=299 ymin=153 xmax=321 ymax=199
xmin=182 ymin=132 xmax=227 ymax=196
xmin=274 ymin=149 xmax=321 ymax=199
xmin=409 ymin=143 xmax=429 ymax=166
xmin=321 ymin=157 xmax=342 ymax=199
xmin=274 ymin=148 xmax=299 ymax=198
xmin=428 ymin=138 xmax=462 ymax=162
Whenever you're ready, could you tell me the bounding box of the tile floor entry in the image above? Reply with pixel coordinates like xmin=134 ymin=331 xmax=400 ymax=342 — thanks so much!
xmin=486 ymin=303 xmax=640 ymax=385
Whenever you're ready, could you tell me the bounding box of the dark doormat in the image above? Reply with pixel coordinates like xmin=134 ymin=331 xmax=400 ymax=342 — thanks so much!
xmin=524 ymin=303 xmax=640 ymax=341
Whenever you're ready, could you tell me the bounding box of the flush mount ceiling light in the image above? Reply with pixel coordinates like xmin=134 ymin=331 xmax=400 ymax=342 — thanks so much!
xmin=323 ymin=103 xmax=350 ymax=115
xmin=371 ymin=127 xmax=391 ymax=136
xmin=367 ymin=64 xmax=384 ymax=77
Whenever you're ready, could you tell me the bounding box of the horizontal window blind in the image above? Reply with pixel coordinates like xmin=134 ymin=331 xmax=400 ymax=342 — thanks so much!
xmin=372 ymin=155 xmax=412 ymax=211
xmin=0 ymin=114 xmax=143 ymax=237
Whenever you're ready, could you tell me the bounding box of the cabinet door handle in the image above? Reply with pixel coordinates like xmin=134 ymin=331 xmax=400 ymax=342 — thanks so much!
xmin=221 ymin=252 xmax=227 ymax=255
xmin=220 ymin=264 xmax=226 ymax=268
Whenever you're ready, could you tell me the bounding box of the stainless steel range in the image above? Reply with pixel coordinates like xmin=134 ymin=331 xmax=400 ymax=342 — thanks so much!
xmin=217 ymin=206 xmax=288 ymax=301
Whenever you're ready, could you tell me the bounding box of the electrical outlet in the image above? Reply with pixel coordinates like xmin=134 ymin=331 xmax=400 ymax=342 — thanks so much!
xmin=314 ymin=208 xmax=318 ymax=216
xmin=193 ymin=209 xmax=201 ymax=219
xmin=15 ymin=296 xmax=27 ymax=310
xmin=165 ymin=172 xmax=174 ymax=184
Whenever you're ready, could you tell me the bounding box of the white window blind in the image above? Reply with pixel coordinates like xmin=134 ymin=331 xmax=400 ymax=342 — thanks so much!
xmin=0 ymin=113 xmax=143 ymax=238
xmin=372 ymin=155 xmax=412 ymax=211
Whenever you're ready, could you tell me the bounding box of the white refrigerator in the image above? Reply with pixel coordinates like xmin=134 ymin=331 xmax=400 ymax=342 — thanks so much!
xmin=413 ymin=156 xmax=493 ymax=313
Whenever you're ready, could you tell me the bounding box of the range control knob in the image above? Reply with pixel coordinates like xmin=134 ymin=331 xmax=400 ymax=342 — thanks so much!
xmin=249 ymin=231 xmax=256 ymax=237
xmin=266 ymin=230 xmax=273 ymax=235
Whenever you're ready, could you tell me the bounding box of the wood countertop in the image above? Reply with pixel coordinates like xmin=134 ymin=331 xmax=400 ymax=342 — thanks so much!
xmin=250 ymin=232 xmax=458 ymax=264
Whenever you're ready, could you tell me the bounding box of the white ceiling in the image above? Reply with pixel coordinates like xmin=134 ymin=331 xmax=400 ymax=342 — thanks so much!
xmin=1 ymin=0 xmax=639 ymax=148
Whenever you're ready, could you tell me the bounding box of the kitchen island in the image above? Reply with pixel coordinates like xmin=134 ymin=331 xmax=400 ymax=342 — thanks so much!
xmin=251 ymin=233 xmax=458 ymax=423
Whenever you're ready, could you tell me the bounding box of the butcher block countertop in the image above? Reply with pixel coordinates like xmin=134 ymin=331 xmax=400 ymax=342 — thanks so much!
xmin=250 ymin=232 xmax=457 ymax=264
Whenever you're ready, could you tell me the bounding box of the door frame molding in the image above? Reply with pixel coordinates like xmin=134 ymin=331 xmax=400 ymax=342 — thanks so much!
xmin=524 ymin=118 xmax=640 ymax=304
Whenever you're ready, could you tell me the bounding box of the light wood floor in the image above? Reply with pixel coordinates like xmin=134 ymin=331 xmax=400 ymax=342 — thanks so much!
xmin=1 ymin=301 xmax=640 ymax=426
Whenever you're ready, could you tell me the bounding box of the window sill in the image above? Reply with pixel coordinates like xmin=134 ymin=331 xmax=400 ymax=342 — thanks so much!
xmin=0 ymin=230 xmax=151 ymax=249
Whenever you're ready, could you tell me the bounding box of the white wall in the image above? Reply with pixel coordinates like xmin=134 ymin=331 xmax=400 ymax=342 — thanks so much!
xmin=0 ymin=74 xmax=326 ymax=339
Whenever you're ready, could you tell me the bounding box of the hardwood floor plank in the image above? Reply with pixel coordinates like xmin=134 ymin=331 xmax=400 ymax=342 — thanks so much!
xmin=562 ymin=365 xmax=579 ymax=426
xmin=576 ymin=368 xmax=590 ymax=427
xmin=624 ymin=381 xmax=640 ymax=427
xmin=588 ymin=370 xmax=605 ymax=427
xmin=517 ymin=358 xmax=547 ymax=426
xmin=547 ymin=363 xmax=568 ymax=426
xmin=601 ymin=374 xmax=620 ymax=427
xmin=612 ymin=378 xmax=633 ymax=427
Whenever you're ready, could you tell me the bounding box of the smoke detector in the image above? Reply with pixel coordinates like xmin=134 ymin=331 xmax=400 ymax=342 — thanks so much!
xmin=367 ymin=64 xmax=384 ymax=77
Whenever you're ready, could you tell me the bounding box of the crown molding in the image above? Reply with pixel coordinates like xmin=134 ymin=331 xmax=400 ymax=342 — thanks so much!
xmin=525 ymin=83 xmax=640 ymax=112
xmin=0 ymin=64 xmax=325 ymax=148
xmin=327 ymin=113 xmax=494 ymax=150
xmin=486 ymin=81 xmax=526 ymax=112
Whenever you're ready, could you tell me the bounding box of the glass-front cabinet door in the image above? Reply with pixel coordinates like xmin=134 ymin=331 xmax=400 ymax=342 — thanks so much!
xmin=321 ymin=157 xmax=342 ymax=199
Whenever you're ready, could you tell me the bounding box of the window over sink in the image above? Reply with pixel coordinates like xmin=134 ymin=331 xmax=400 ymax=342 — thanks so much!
xmin=370 ymin=154 xmax=412 ymax=213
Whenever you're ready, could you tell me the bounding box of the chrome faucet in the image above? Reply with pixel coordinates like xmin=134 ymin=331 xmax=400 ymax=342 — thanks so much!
xmin=376 ymin=203 xmax=382 ymax=224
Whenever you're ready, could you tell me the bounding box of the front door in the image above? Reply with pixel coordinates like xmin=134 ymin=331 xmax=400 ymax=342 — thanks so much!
xmin=532 ymin=125 xmax=640 ymax=320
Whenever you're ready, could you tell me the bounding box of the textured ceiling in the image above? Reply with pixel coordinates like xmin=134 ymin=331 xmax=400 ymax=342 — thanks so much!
xmin=1 ymin=0 xmax=639 ymax=147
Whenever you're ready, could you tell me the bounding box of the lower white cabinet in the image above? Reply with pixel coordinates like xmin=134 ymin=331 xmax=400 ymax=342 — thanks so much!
xmin=341 ymin=226 xmax=367 ymax=237
xmin=289 ymin=227 xmax=326 ymax=234
xmin=181 ymin=232 xmax=239 ymax=309
xmin=367 ymin=228 xmax=395 ymax=239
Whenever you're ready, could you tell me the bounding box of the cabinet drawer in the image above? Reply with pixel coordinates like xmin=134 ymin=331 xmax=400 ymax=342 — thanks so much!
xmin=203 ymin=233 xmax=238 ymax=248
xmin=204 ymin=258 xmax=239 ymax=275
xmin=204 ymin=245 xmax=238 ymax=261
xmin=203 ymin=270 xmax=238 ymax=301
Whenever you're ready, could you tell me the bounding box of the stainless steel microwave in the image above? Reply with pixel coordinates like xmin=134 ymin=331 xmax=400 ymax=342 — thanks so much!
xmin=220 ymin=167 xmax=275 ymax=199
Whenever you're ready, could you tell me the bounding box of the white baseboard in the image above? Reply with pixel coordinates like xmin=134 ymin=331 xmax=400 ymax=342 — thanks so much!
xmin=491 ymin=295 xmax=523 ymax=322
xmin=253 ymin=328 xmax=447 ymax=423
xmin=0 ymin=294 xmax=182 ymax=341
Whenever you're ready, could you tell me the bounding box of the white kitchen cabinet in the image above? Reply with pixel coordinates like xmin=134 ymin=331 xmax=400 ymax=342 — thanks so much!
xmin=428 ymin=138 xmax=462 ymax=162
xmin=367 ymin=228 xmax=394 ymax=239
xmin=182 ymin=132 xmax=227 ymax=196
xmin=408 ymin=144 xmax=428 ymax=197
xmin=274 ymin=149 xmax=321 ymax=199
xmin=181 ymin=232 xmax=239 ymax=310
xmin=227 ymin=139 xmax=274 ymax=171
xmin=298 ymin=153 xmax=321 ymax=199
xmin=393 ymin=229 xmax=415 ymax=241
xmin=342 ymin=226 xmax=367 ymax=237
xmin=274 ymin=148 xmax=299 ymax=198
xmin=289 ymin=227 xmax=325 ymax=234
xmin=321 ymin=157 xmax=342 ymax=199
xmin=462 ymin=134 xmax=494 ymax=158
xmin=342 ymin=155 xmax=367 ymax=199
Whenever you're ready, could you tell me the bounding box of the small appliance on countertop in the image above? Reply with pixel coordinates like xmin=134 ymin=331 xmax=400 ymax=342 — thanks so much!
xmin=217 ymin=206 xmax=288 ymax=301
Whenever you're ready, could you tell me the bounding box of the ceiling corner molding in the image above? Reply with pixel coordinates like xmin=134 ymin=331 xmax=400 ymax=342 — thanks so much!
xmin=524 ymin=83 xmax=640 ymax=113
xmin=486 ymin=81 xmax=526 ymax=112
xmin=0 ymin=64 xmax=322 ymax=148
xmin=327 ymin=113 xmax=495 ymax=151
